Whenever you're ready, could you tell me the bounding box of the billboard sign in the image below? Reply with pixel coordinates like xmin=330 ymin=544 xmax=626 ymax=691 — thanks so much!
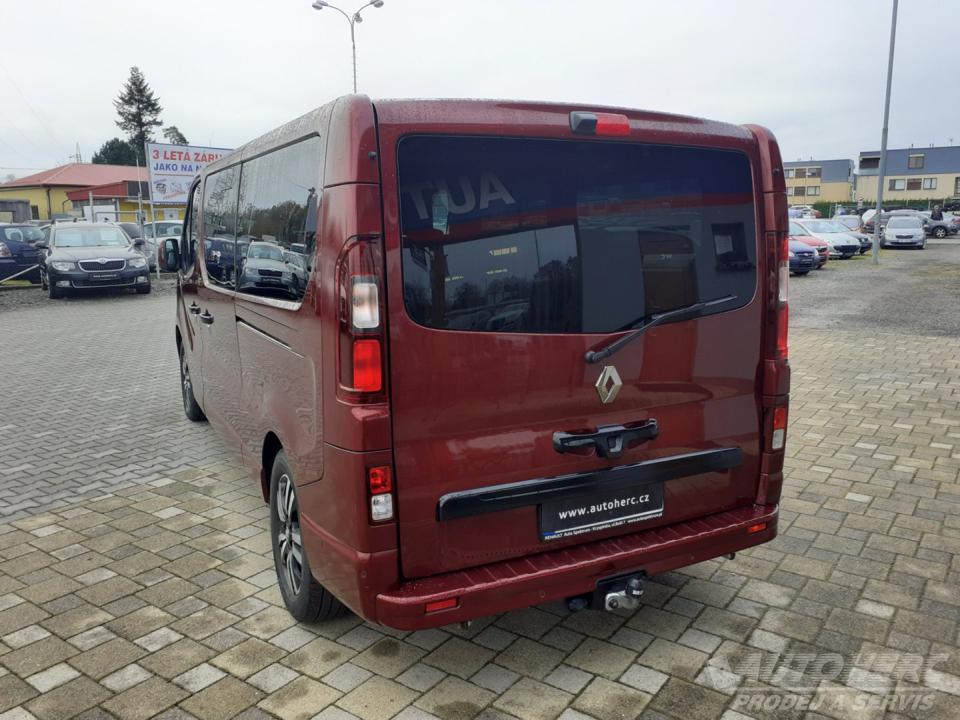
xmin=146 ymin=142 xmax=231 ymax=205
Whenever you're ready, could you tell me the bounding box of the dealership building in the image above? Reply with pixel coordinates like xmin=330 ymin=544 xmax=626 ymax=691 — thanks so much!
xmin=0 ymin=162 xmax=185 ymax=223
xmin=856 ymin=145 xmax=960 ymax=204
xmin=783 ymin=159 xmax=855 ymax=205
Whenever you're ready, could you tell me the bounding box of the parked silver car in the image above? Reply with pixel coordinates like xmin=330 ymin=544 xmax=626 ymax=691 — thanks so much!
xmin=791 ymin=219 xmax=860 ymax=259
xmin=882 ymin=217 xmax=926 ymax=249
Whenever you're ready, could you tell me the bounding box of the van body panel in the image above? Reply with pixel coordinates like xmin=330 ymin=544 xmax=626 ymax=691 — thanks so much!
xmin=375 ymin=101 xmax=770 ymax=578
xmin=317 ymin=182 xmax=391 ymax=452
xmin=235 ymin=302 xmax=324 ymax=486
xmin=299 ymin=445 xmax=399 ymax=618
xmin=324 ymin=96 xmax=380 ymax=187
xmin=375 ymin=504 xmax=778 ymax=630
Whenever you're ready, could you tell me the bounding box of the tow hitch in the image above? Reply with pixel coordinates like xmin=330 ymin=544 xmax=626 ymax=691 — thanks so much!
xmin=602 ymin=574 xmax=644 ymax=611
xmin=566 ymin=572 xmax=645 ymax=613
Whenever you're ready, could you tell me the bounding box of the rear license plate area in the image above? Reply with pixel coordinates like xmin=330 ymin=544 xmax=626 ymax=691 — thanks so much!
xmin=539 ymin=483 xmax=664 ymax=541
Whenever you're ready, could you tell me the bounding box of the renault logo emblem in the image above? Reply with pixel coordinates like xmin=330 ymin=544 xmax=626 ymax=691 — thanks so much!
xmin=595 ymin=365 xmax=622 ymax=404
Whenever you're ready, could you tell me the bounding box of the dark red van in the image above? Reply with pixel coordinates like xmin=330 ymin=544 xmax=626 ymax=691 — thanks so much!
xmin=163 ymin=97 xmax=790 ymax=630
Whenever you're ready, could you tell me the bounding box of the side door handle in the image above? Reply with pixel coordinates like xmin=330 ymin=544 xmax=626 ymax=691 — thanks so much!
xmin=199 ymin=311 xmax=214 ymax=325
xmin=189 ymin=302 xmax=201 ymax=315
xmin=553 ymin=420 xmax=659 ymax=459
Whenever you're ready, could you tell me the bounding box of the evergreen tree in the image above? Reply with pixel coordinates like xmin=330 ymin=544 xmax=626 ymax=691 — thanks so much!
xmin=91 ymin=137 xmax=137 ymax=166
xmin=114 ymin=66 xmax=163 ymax=164
xmin=162 ymin=125 xmax=188 ymax=145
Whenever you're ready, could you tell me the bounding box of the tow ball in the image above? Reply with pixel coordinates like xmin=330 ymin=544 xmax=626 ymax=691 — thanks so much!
xmin=603 ymin=574 xmax=644 ymax=611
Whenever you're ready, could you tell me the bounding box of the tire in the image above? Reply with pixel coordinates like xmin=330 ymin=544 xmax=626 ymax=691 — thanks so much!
xmin=40 ymin=271 xmax=47 ymax=290
xmin=934 ymin=226 xmax=947 ymax=239
xmin=48 ymin=281 xmax=64 ymax=299
xmin=178 ymin=343 xmax=207 ymax=422
xmin=270 ymin=450 xmax=345 ymax=623
xmin=136 ymin=283 xmax=152 ymax=294
xmin=794 ymin=270 xmax=810 ymax=276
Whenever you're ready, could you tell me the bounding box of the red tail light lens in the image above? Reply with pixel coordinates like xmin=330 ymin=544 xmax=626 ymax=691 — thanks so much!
xmin=352 ymin=339 xmax=382 ymax=392
xmin=368 ymin=466 xmax=392 ymax=495
xmin=594 ymin=113 xmax=631 ymax=136
xmin=747 ymin=522 xmax=768 ymax=534
xmin=0 ymin=242 xmax=10 ymax=258
xmin=570 ymin=111 xmax=631 ymax=136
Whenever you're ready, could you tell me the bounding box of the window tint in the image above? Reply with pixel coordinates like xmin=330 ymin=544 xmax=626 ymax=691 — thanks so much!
xmin=398 ymin=136 xmax=757 ymax=334
xmin=235 ymin=136 xmax=322 ymax=302
xmin=202 ymin=166 xmax=240 ymax=287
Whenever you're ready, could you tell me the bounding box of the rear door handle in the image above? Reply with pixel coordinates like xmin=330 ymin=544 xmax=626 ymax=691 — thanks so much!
xmin=189 ymin=303 xmax=201 ymax=315
xmin=199 ymin=311 xmax=214 ymax=325
xmin=554 ymin=420 xmax=659 ymax=459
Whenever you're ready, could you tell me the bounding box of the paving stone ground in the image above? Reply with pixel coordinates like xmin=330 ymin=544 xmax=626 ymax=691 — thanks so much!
xmin=0 ymin=248 xmax=958 ymax=719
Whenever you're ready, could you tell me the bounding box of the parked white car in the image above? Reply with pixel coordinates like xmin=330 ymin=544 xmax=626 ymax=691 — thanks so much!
xmin=882 ymin=217 xmax=926 ymax=249
xmin=791 ymin=219 xmax=860 ymax=259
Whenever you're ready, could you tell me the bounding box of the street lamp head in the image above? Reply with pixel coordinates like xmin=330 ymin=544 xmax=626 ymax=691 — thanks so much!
xmin=372 ymin=1 xmax=384 ymax=7
xmin=353 ymin=12 xmax=362 ymax=22
xmin=311 ymin=0 xmax=328 ymax=9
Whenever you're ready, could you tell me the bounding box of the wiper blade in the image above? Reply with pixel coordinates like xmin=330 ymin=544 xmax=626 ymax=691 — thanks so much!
xmin=584 ymin=295 xmax=737 ymax=364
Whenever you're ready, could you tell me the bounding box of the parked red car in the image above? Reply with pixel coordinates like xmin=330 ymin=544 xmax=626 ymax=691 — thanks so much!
xmin=788 ymin=221 xmax=829 ymax=268
xmin=162 ymin=97 xmax=790 ymax=630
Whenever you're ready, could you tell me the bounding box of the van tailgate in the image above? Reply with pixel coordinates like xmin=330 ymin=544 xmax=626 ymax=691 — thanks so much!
xmin=384 ymin=132 xmax=764 ymax=579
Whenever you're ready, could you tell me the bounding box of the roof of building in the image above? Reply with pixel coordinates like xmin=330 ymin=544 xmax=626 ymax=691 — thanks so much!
xmin=783 ymin=158 xmax=854 ymax=184
xmin=65 ymin=180 xmax=149 ymax=202
xmin=0 ymin=163 xmax=147 ymax=189
xmin=858 ymin=146 xmax=960 ymax=176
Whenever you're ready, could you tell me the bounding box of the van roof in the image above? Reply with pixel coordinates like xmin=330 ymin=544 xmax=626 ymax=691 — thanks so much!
xmin=204 ymin=96 xmax=756 ymax=179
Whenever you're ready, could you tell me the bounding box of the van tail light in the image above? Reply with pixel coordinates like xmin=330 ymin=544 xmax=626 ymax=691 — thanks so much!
xmin=758 ymin=227 xmax=791 ymax=507
xmin=775 ymin=233 xmax=789 ymax=359
xmin=337 ymin=237 xmax=385 ymax=401
xmin=368 ymin=465 xmax=394 ymax=522
xmin=0 ymin=242 xmax=10 ymax=258
xmin=771 ymin=406 xmax=788 ymax=451
xmin=570 ymin=111 xmax=631 ymax=137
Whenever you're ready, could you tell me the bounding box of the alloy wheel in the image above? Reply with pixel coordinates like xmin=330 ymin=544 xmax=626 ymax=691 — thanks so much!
xmin=276 ymin=474 xmax=303 ymax=595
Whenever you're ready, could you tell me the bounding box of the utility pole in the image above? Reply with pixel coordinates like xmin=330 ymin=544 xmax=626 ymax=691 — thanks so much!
xmin=872 ymin=0 xmax=899 ymax=266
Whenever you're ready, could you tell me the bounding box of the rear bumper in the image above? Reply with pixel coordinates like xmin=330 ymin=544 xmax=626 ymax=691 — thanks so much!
xmin=374 ymin=503 xmax=777 ymax=630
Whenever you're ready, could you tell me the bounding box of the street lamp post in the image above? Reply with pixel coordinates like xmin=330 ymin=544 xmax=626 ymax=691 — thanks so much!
xmin=311 ymin=0 xmax=385 ymax=93
xmin=872 ymin=0 xmax=899 ymax=265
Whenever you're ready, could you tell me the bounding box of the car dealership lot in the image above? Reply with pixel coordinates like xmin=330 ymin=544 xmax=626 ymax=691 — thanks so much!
xmin=0 ymin=246 xmax=958 ymax=720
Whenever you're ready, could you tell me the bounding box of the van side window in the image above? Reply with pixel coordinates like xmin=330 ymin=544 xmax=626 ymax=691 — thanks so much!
xmin=202 ymin=166 xmax=240 ymax=288
xmin=234 ymin=136 xmax=322 ymax=303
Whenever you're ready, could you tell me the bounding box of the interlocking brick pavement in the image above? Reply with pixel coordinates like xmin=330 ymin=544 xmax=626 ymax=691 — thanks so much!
xmin=1 ymin=258 xmax=959 ymax=719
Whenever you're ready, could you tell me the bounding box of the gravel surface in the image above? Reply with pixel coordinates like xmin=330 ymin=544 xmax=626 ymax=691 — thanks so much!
xmin=0 ymin=275 xmax=177 ymax=312
xmin=788 ymin=238 xmax=960 ymax=337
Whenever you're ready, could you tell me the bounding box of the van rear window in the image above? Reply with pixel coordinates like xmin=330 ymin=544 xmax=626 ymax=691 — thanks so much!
xmin=398 ymin=136 xmax=757 ymax=334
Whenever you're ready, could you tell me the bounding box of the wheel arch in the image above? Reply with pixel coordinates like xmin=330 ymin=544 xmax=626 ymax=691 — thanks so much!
xmin=261 ymin=432 xmax=283 ymax=503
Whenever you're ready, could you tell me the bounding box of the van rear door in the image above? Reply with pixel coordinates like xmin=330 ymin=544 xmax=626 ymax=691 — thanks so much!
xmin=381 ymin=121 xmax=765 ymax=579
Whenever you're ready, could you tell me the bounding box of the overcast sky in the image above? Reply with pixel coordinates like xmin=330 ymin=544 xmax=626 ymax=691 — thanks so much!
xmin=0 ymin=0 xmax=954 ymax=178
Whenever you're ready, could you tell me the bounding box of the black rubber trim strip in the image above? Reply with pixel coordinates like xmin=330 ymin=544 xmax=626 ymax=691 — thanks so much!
xmin=437 ymin=447 xmax=743 ymax=522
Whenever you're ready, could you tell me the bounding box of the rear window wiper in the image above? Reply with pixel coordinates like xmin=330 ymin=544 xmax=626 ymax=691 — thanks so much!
xmin=584 ymin=295 xmax=738 ymax=364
